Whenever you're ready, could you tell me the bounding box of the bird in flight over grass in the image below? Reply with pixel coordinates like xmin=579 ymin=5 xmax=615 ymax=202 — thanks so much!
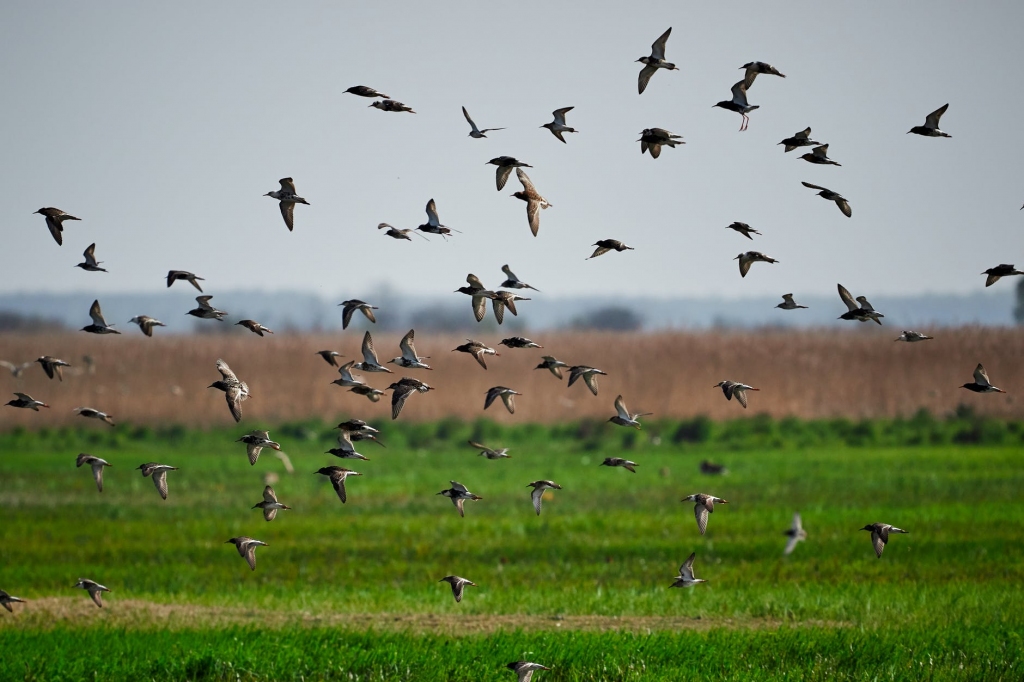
xmin=894 ymin=330 xmax=933 ymax=342
xmin=507 ymin=661 xmax=551 ymax=682
xmin=76 ymin=453 xmax=112 ymax=492
xmin=5 ymin=392 xmax=48 ymax=411
xmin=237 ymin=430 xmax=281 ymax=466
xmin=859 ymin=522 xmax=908 ymax=558
xmin=226 ymin=537 xmax=267 ymax=570
xmin=439 ymin=575 xmax=476 ymax=603
xmin=438 ymin=480 xmax=483 ymax=517
xmin=73 ymin=579 xmax=110 ymax=608
xmin=208 ymin=359 xmax=250 ymax=422
xmin=713 ymin=380 xmax=760 ymax=409
xmin=682 ymin=493 xmax=729 ymax=535
xmin=485 ymin=386 xmax=521 ymax=414
xmin=608 ymin=395 xmax=651 ymax=429
xmin=74 ymin=406 xmax=115 ymax=426
xmin=468 ymin=440 xmax=511 ymax=459
xmin=960 ymin=363 xmax=1005 ymax=393
xmin=0 ymin=589 xmax=26 ymax=613
xmin=252 ymin=485 xmax=291 ymax=521
xmin=527 ymin=480 xmax=562 ymax=515
xmin=137 ymin=462 xmax=178 ymax=500
xmin=670 ymin=552 xmax=707 ymax=588
xmin=600 ymin=457 xmax=638 ymax=473
xmin=784 ymin=513 xmax=807 ymax=555
xmin=316 ymin=466 xmax=362 ymax=503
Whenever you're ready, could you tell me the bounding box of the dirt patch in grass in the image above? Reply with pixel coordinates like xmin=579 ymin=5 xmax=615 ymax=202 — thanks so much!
xmin=0 ymin=598 xmax=846 ymax=633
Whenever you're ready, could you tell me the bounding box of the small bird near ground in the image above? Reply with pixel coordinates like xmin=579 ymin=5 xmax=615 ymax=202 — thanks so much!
xmin=637 ymin=27 xmax=678 ymax=94
xmin=682 ymin=493 xmax=729 ymax=535
xmin=137 ymin=462 xmax=178 ymax=499
xmin=735 ymin=251 xmax=778 ymax=278
xmin=74 ymin=407 xmax=115 ymax=426
xmin=468 ymin=440 xmax=511 ymax=459
xmin=527 ymin=480 xmax=562 ymax=515
xmin=0 ymin=589 xmax=26 ymax=613
xmin=75 ymin=243 xmax=107 ymax=272
xmin=908 ymin=104 xmax=951 ymax=138
xmin=670 ymin=552 xmax=707 ymax=588
xmin=895 ymin=330 xmax=933 ymax=342
xmin=700 ymin=460 xmax=728 ymax=475
xmin=713 ymin=380 xmax=759 ymax=409
xmin=588 ymin=240 xmax=634 ymax=259
xmin=438 ymin=481 xmax=482 ymax=517
xmin=237 ymin=430 xmax=281 ymax=466
xmin=784 ymin=513 xmax=807 ymax=555
xmin=600 ymin=457 xmax=638 ymax=473
xmin=73 ymin=579 xmax=110 ymax=608
xmin=264 ymin=177 xmax=310 ymax=232
xmin=226 ymin=537 xmax=267 ymax=570
xmin=541 ymin=107 xmax=577 ymax=143
xmin=76 ymin=453 xmax=112 ymax=492
xmin=485 ymin=386 xmax=521 ymax=414
xmin=860 ymin=523 xmax=908 ymax=558
xmin=252 ymin=486 xmax=291 ymax=521
xmin=960 ymin=363 xmax=1005 ymax=393
xmin=34 ymin=207 xmax=80 ymax=245
xmin=507 ymin=661 xmax=551 ymax=682
xmin=439 ymin=575 xmax=476 ymax=603
xmin=776 ymin=294 xmax=807 ymax=310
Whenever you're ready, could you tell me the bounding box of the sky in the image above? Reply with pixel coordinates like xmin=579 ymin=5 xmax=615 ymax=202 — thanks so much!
xmin=2 ymin=1 xmax=1023 ymax=305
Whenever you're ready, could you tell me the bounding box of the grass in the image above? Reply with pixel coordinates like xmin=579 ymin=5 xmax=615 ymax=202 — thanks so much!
xmin=1 ymin=421 xmax=1023 ymax=679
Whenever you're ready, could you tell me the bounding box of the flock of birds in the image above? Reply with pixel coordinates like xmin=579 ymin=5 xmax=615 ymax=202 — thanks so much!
xmin=1 ymin=25 xmax=1019 ymax=681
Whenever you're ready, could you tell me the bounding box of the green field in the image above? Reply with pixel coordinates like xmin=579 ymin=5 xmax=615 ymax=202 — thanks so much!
xmin=1 ymin=417 xmax=1022 ymax=680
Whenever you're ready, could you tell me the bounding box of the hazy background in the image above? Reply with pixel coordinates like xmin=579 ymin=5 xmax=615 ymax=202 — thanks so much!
xmin=2 ymin=2 xmax=1023 ymax=324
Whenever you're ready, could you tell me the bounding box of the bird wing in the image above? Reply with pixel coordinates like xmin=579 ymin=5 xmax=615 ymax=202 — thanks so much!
xmin=782 ymin=294 xmax=794 ymax=304
xmin=837 ymin=284 xmax=859 ymax=312
xmin=425 ymin=199 xmax=440 ymax=226
xmin=925 ymin=103 xmax=948 ymax=129
xmin=531 ymin=486 xmax=544 ymax=515
xmin=638 ymin=64 xmax=658 ymax=95
xmin=263 ymin=507 xmax=278 ymax=522
xmin=738 ymin=256 xmax=752 ymax=278
xmin=730 ymin=80 xmax=749 ymax=106
xmin=792 ymin=513 xmax=803 ymax=533
xmin=496 ymin=165 xmax=514 ymax=191
xmin=245 ymin=439 xmax=263 ymax=465
xmin=45 ymin=215 xmax=64 ymax=245
xmin=470 ymin=294 xmax=489 ymax=323
xmin=614 ymin=395 xmax=629 ymax=419
xmin=783 ymin=534 xmax=801 ymax=555
xmin=857 ymin=296 xmax=877 ymax=312
xmin=516 ymin=167 xmax=538 ymax=195
xmin=871 ymin=530 xmax=885 ymax=558
xmin=590 ymin=245 xmax=611 ymax=259
xmin=695 ymin=504 xmax=710 ymax=535
xmin=466 ymin=273 xmax=486 ymax=289
xmin=216 ymin=359 xmax=238 ymax=382
xmin=812 ymin=144 xmax=829 ymax=158
xmin=243 ymin=543 xmax=259 ymax=570
xmin=651 ymin=27 xmax=671 ymax=60
xmin=471 ymin=348 xmax=489 ymax=369
xmin=91 ymin=461 xmax=106 ymax=492
xmin=501 ymin=391 xmax=516 ymax=414
xmin=552 ymin=107 xmax=573 ymax=125
xmin=89 ymin=300 xmax=107 ymax=326
xmin=836 ymin=198 xmax=852 ymax=218
xmin=279 ymin=201 xmax=295 ymax=232
xmin=279 ymin=177 xmax=297 ymax=194
xmin=451 ymin=578 xmax=466 ymax=601
xmin=450 ymin=480 xmax=469 ymax=493
xmin=734 ymin=387 xmax=749 ymax=408
xmin=196 ymin=295 xmax=215 ymax=310
xmin=391 ymin=386 xmax=413 ymax=419
xmin=492 ymin=298 xmax=506 ymax=324
xmin=89 ymin=589 xmax=105 ymax=608
xmin=974 ymin=364 xmax=991 ymax=386
xmin=362 ymin=331 xmax=379 ymax=364
xmin=680 ymin=552 xmax=696 ymax=580
xmin=399 ymin=329 xmax=418 ymax=361
xmin=801 ymin=181 xmax=830 ymax=192
xmin=551 ymin=130 xmax=566 ymax=143
xmin=360 ymin=305 xmax=376 ymax=324
xmin=526 ymin=200 xmax=541 ymax=237
xmin=226 ymin=387 xmax=243 ymax=422
xmin=263 ymin=486 xmax=278 ymax=503
xmin=583 ymin=372 xmax=600 ymax=396
xmin=153 ymin=469 xmax=170 ymax=500
xmin=484 ymin=388 xmax=500 ymax=409
xmin=331 ymin=473 xmax=348 ymax=503
xmin=501 ymin=264 xmax=515 ymax=279
xmin=795 ymin=127 xmax=811 ymax=140
xmin=341 ymin=302 xmax=357 ymax=329
xmin=83 ymin=243 xmax=98 ymax=265
xmin=462 ymin=106 xmax=480 ymax=133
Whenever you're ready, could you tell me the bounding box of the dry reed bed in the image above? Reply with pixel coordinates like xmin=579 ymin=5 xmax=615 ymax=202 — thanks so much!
xmin=0 ymin=327 xmax=1022 ymax=428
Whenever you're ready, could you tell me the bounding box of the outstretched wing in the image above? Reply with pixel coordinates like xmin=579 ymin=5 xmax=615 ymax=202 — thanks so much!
xmin=215 ymin=359 xmax=238 ymax=382
xmin=837 ymin=284 xmax=859 ymax=312
xmin=651 ymin=27 xmax=671 ymax=60
xmin=925 ymin=103 xmax=948 ymax=129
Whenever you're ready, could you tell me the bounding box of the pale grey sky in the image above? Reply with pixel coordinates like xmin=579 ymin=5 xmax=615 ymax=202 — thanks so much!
xmin=2 ymin=1 xmax=1022 ymax=303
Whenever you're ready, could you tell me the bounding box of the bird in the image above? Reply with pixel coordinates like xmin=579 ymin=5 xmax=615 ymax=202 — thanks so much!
xmin=527 ymin=480 xmax=562 ymax=515
xmin=316 ymin=466 xmax=362 ymax=503
xmin=534 ymin=356 xmax=568 ymax=379
xmin=33 ymin=207 xmax=80 ymax=245
xmin=801 ymin=182 xmax=852 ymax=217
xmin=507 ymin=661 xmax=550 ymax=682
xmin=74 ymin=407 xmax=115 ymax=426
xmin=73 ymin=579 xmax=110 ymax=608
xmin=700 ymin=460 xmax=728 ymax=475
xmin=800 ymin=144 xmax=841 ymax=166
xmin=726 ymin=222 xmax=761 ymax=240
xmin=0 ymin=361 xmax=32 ymax=378
xmin=512 ymin=168 xmax=552 ymax=237
xmin=226 ymin=537 xmax=267 ymax=570
xmin=350 ymin=384 xmax=385 ymax=402
xmin=776 ymin=294 xmax=807 ymax=310
xmin=378 ymin=222 xmax=427 ymax=241
xmin=462 ymin=106 xmax=504 ymax=138
xmin=207 ymin=359 xmax=250 ymax=422
xmin=981 ymin=264 xmax=1024 ymax=287
xmin=485 ymin=386 xmax=521 ymax=414
xmin=75 ymin=243 xmax=107 ymax=272
xmin=36 ymin=356 xmax=71 ymax=381
xmin=600 ymin=457 xmax=638 ymax=473
xmin=416 ymin=199 xmax=457 ymax=239
xmin=500 ymin=337 xmax=542 ymax=349
xmin=487 ymin=158 xmax=532 ymax=192
xmin=908 ymin=104 xmax=951 ymax=138
xmin=468 ymin=440 xmax=511 ymax=459
xmin=439 ymin=575 xmax=476 ymax=603
xmin=388 ymin=329 xmax=431 ymax=370
xmin=237 ymin=430 xmax=281 ymax=466
xmin=336 ymin=421 xmax=384 ymax=450
xmin=336 ymin=419 xmax=378 ymax=435
xmin=541 ymin=106 xmax=577 ymax=143
xmin=316 ymin=350 xmax=344 ymax=367
xmin=331 ymin=361 xmax=366 ymax=389
xmin=609 ymin=395 xmax=651 ymax=429
xmin=236 ymin=319 xmax=274 ymax=336
xmin=354 ymin=331 xmax=392 ymax=373
xmin=137 ymin=462 xmax=178 ymax=499
xmin=455 ymin=273 xmax=498 ymax=323
xmin=438 ymin=480 xmax=483 ymax=517
xmin=735 ymin=251 xmax=778 ymax=278
xmin=713 ymin=380 xmax=760 ymax=409
xmin=837 ymin=284 xmax=884 ymax=324
xmin=252 ymin=485 xmax=291 ymax=521
xmin=339 ymin=299 xmax=378 ymax=329
xmin=588 ymin=240 xmax=634 ymax=259
xmin=369 ymin=99 xmax=415 ymax=113
xmin=0 ymin=589 xmax=26 ymax=613
xmin=740 ymin=61 xmax=786 ymax=87
xmin=345 ymin=85 xmax=389 ymax=98
xmin=76 ymin=453 xmax=112 ymax=492
xmin=637 ymin=128 xmax=684 ymax=158
xmin=860 ymin=523 xmax=908 ymax=558
xmin=568 ymin=366 xmax=607 ymax=396
xmin=388 ymin=377 xmax=435 ymax=419
xmin=325 ymin=446 xmax=369 ymax=461
xmin=128 ymin=315 xmax=166 ymax=337
xmin=682 ymin=493 xmax=729 ymax=535
xmin=187 ymin=295 xmax=228 ymax=321
xmin=5 ymin=393 xmax=48 ymax=410
xmin=452 ymin=339 xmax=499 ymax=370
xmin=500 ymin=264 xmax=540 ymax=291
xmin=778 ymin=127 xmax=821 ymax=152
xmin=166 ymin=270 xmax=204 ymax=292
xmin=637 ymin=28 xmax=678 ymax=94
xmin=960 ymin=363 xmax=1006 ymax=393
xmin=81 ymin=300 xmax=120 ymax=334
xmin=784 ymin=513 xmax=807 ymax=555
xmin=895 ymin=330 xmax=933 ymax=342
xmin=264 ymin=177 xmax=310 ymax=232
xmin=492 ymin=291 xmax=530 ymax=325
xmin=670 ymin=552 xmax=707 ymax=588
xmin=713 ymin=81 xmax=758 ymax=131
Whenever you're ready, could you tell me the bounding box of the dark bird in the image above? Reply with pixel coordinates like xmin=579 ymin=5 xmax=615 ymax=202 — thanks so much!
xmin=236 ymin=320 xmax=274 ymax=336
xmin=345 ymin=85 xmax=389 ymax=98
xmin=339 ymin=299 xmax=378 ymax=329
xmin=452 ymin=339 xmax=499 ymax=370
xmin=378 ymin=222 xmax=427 ymax=241
xmin=837 ymin=284 xmax=883 ymax=324
xmin=316 ymin=466 xmax=362 ymax=503
xmin=908 ymin=104 xmax=951 ymax=138
xmin=981 ymin=264 xmax=1024 ymax=287
xmin=416 ymin=199 xmax=458 ymax=239
xmin=76 ymin=453 xmax=112 ymax=492
xmin=776 ymin=294 xmax=807 ymax=310
xmin=713 ymin=81 xmax=758 ymax=131
xmin=801 ymin=182 xmax=852 ymax=217
xmin=601 ymin=457 xmax=638 ymax=473
xmin=237 ymin=430 xmax=281 ymax=466
xmin=535 ymin=356 xmax=568 ymax=379
xmin=568 ymin=365 xmax=607 ymax=396
xmin=713 ymin=380 xmax=760 ymax=409
xmin=700 ymin=460 xmax=728 ymax=475
xmin=264 ymin=178 xmax=310 ymax=232
xmin=187 ymin=295 xmax=228 ymax=321
xmin=128 ymin=315 xmax=166 ymax=337
xmin=778 ymin=127 xmax=821 ymax=152
xmin=485 ymin=386 xmax=521 ymax=414
xmin=735 ymin=251 xmax=778 ymax=278
xmin=137 ymin=462 xmax=178 ymax=499
xmin=895 ymin=330 xmax=933 ymax=342
xmin=316 ymin=350 xmax=343 ymax=367
xmin=608 ymin=395 xmax=651 ymax=429
xmin=492 ymin=291 xmax=530 ymax=324
xmin=439 ymin=575 xmax=476 ymax=603
xmin=455 ymin=273 xmax=498 ymax=323
xmin=800 ymin=144 xmax=841 ymax=166
xmin=252 ymin=485 xmax=291 ymax=521
xmin=527 ymin=480 xmax=562 ymax=516
xmin=860 ymin=522 xmax=908 ymax=558
xmin=34 ymin=207 xmax=80 ymax=245
xmin=637 ymin=28 xmax=678 ymax=94
xmin=0 ymin=589 xmax=27 ymax=613
xmin=541 ymin=107 xmax=577 ymax=143
xmin=226 ymin=537 xmax=267 ymax=570
xmin=208 ymin=359 xmax=250 ymax=422
xmin=5 ymin=393 xmax=48 ymax=410
xmin=437 ymin=481 xmax=482 ymax=517
xmin=506 ymin=661 xmax=550 ymax=682
xmin=75 ymin=243 xmax=107 ymax=272
xmin=500 ymin=264 xmax=540 ymax=291
xmin=166 ymin=270 xmax=204 ymax=292
xmin=36 ymin=356 xmax=70 ymax=381
xmin=81 ymin=300 xmax=120 ymax=334
xmin=740 ymin=61 xmax=786 ymax=87
xmin=726 ymin=222 xmax=760 ymax=240
xmin=388 ymin=377 xmax=435 ymax=420
xmin=681 ymin=493 xmax=729 ymax=535
xmin=75 ymin=407 xmax=115 ymax=426
xmin=369 ymin=99 xmax=415 ymax=113
xmin=487 ymin=157 xmax=532 ymax=192
xmin=588 ymin=239 xmax=634 ymax=259
xmin=670 ymin=552 xmax=707 ymax=588
xmin=73 ymin=579 xmax=110 ymax=608
xmin=638 ymin=127 xmax=685 ymax=158
xmin=500 ymin=336 xmax=542 ymax=349
xmin=960 ymin=363 xmax=1005 ymax=393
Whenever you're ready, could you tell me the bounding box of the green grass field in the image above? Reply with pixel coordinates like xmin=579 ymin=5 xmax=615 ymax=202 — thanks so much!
xmin=1 ymin=418 xmax=1022 ymax=680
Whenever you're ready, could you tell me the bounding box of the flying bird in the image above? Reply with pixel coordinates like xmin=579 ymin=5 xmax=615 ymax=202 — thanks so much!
xmin=236 ymin=319 xmax=274 ymax=336
xmin=588 ymin=240 xmax=634 ymax=259
xmin=437 ymin=481 xmax=483 ymax=517
xmin=960 ymin=363 xmax=1005 ymax=393
xmin=331 ymin=361 xmax=366 ymax=389
xmin=439 ymin=575 xmax=476 ymax=603
xmin=187 ymin=295 xmax=228 ymax=321
xmin=388 ymin=329 xmax=432 ymax=370
xmin=81 ymin=300 xmax=120 ymax=334
xmin=500 ymin=336 xmax=542 ymax=349
xmin=535 ymin=356 xmax=569 ymax=379
xmin=860 ymin=522 xmax=908 ymax=558
xmin=74 ymin=407 xmax=115 ymax=426
xmin=568 ymin=366 xmax=607 ymax=396
xmin=778 ymin=127 xmax=821 ymax=152
xmin=527 ymin=480 xmax=562 ymax=515
xmin=316 ymin=466 xmax=362 ymax=503
xmin=128 ymin=315 xmax=166 ymax=337
xmin=369 ymin=99 xmax=415 ymax=113
xmin=837 ymin=284 xmax=884 ymax=324
xmin=637 ymin=28 xmax=678 ymax=94
xmin=784 ymin=513 xmax=807 ymax=555
xmin=600 ymin=457 xmax=638 ymax=473
xmin=345 ymin=85 xmax=389 ymax=98
xmin=0 ymin=361 xmax=32 ymax=378
xmin=0 ymin=589 xmax=26 ymax=613
xmin=608 ymin=395 xmax=651 ymax=429
xmin=166 ymin=270 xmax=204 ymax=292
xmin=416 ymin=199 xmax=457 ymax=239
xmin=339 ymin=299 xmax=379 ymax=329
xmin=5 ymin=393 xmax=48 ymax=411
xmin=713 ymin=81 xmax=758 ymax=131
xmin=541 ymin=107 xmax=577 ymax=143
xmin=349 ymin=384 xmax=385 ymax=402
xmin=468 ymin=440 xmax=511 ymax=459
xmin=776 ymin=294 xmax=807 ymax=310
xmin=252 ymin=486 xmax=291 ymax=521
xmin=512 ymin=168 xmax=552 ymax=237
xmin=137 ymin=462 xmax=178 ymax=499
xmin=713 ymin=380 xmax=759 ymax=409
xmin=33 ymin=207 xmax=80 ymax=245
xmin=208 ymin=359 xmax=250 ymax=421
xmin=378 ymin=222 xmax=427 ymax=241
xmin=455 ymin=273 xmax=498 ymax=322
xmin=638 ymin=128 xmax=684 ymax=159
xmin=981 ymin=264 xmax=1024 ymax=287
xmin=485 ymin=386 xmax=521 ymax=414
xmin=491 ymin=291 xmax=530 ymax=324
xmin=316 ymin=350 xmax=344 ymax=367
xmin=76 ymin=453 xmax=112 ymax=493
xmin=670 ymin=552 xmax=707 ymax=588
xmin=462 ymin=106 xmax=505 ymax=138
xmin=500 ymin=264 xmax=540 ymax=291
xmin=226 ymin=537 xmax=267 ymax=570
xmin=682 ymin=493 xmax=729 ymax=535
xmin=801 ymin=182 xmax=852 ymax=217
xmin=388 ymin=377 xmax=435 ymax=419
xmin=725 ymin=222 xmax=761 ymax=240
xmin=354 ymin=331 xmax=392 ymax=373
xmin=487 ymin=157 xmax=532 ymax=192
xmin=75 ymin=243 xmax=107 ymax=272
xmin=800 ymin=144 xmax=841 ymax=166
xmin=740 ymin=61 xmax=786 ymax=87
xmin=895 ymin=330 xmax=933 ymax=342
xmin=735 ymin=251 xmax=778 ymax=278
xmin=237 ymin=430 xmax=281 ymax=466
xmin=506 ymin=661 xmax=551 ymax=682
xmin=73 ymin=579 xmax=110 ymax=608
xmin=452 ymin=339 xmax=499 ymax=370
xmin=36 ymin=356 xmax=70 ymax=381
xmin=264 ymin=177 xmax=310 ymax=232
xmin=908 ymin=104 xmax=951 ymax=138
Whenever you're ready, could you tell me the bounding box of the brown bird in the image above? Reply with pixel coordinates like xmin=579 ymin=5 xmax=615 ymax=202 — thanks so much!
xmin=34 ymin=207 xmax=80 ymax=245
xmin=452 ymin=340 xmax=499 ymax=370
xmin=128 ymin=315 xmax=166 ymax=337
xmin=492 ymin=291 xmax=530 ymax=325
xmin=74 ymin=407 xmax=115 ymax=426
xmin=316 ymin=466 xmax=362 ymax=503
xmin=264 ymin=177 xmax=310 ymax=232
xmin=439 ymin=575 xmax=476 ymax=602
xmin=166 ymin=270 xmax=205 ymax=292
xmin=735 ymin=251 xmax=778 ymax=278
xmin=226 ymin=537 xmax=267 ymax=571
xmin=236 ymin=320 xmax=274 ymax=336
xmin=36 ymin=356 xmax=71 ymax=381
xmin=484 ymin=386 xmax=520 ymax=414
xmin=207 ymin=359 xmax=250 ymax=422
xmin=588 ymin=240 xmax=634 ymax=259
xmin=512 ymin=168 xmax=552 ymax=237
xmin=681 ymin=493 xmax=729 ymax=535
